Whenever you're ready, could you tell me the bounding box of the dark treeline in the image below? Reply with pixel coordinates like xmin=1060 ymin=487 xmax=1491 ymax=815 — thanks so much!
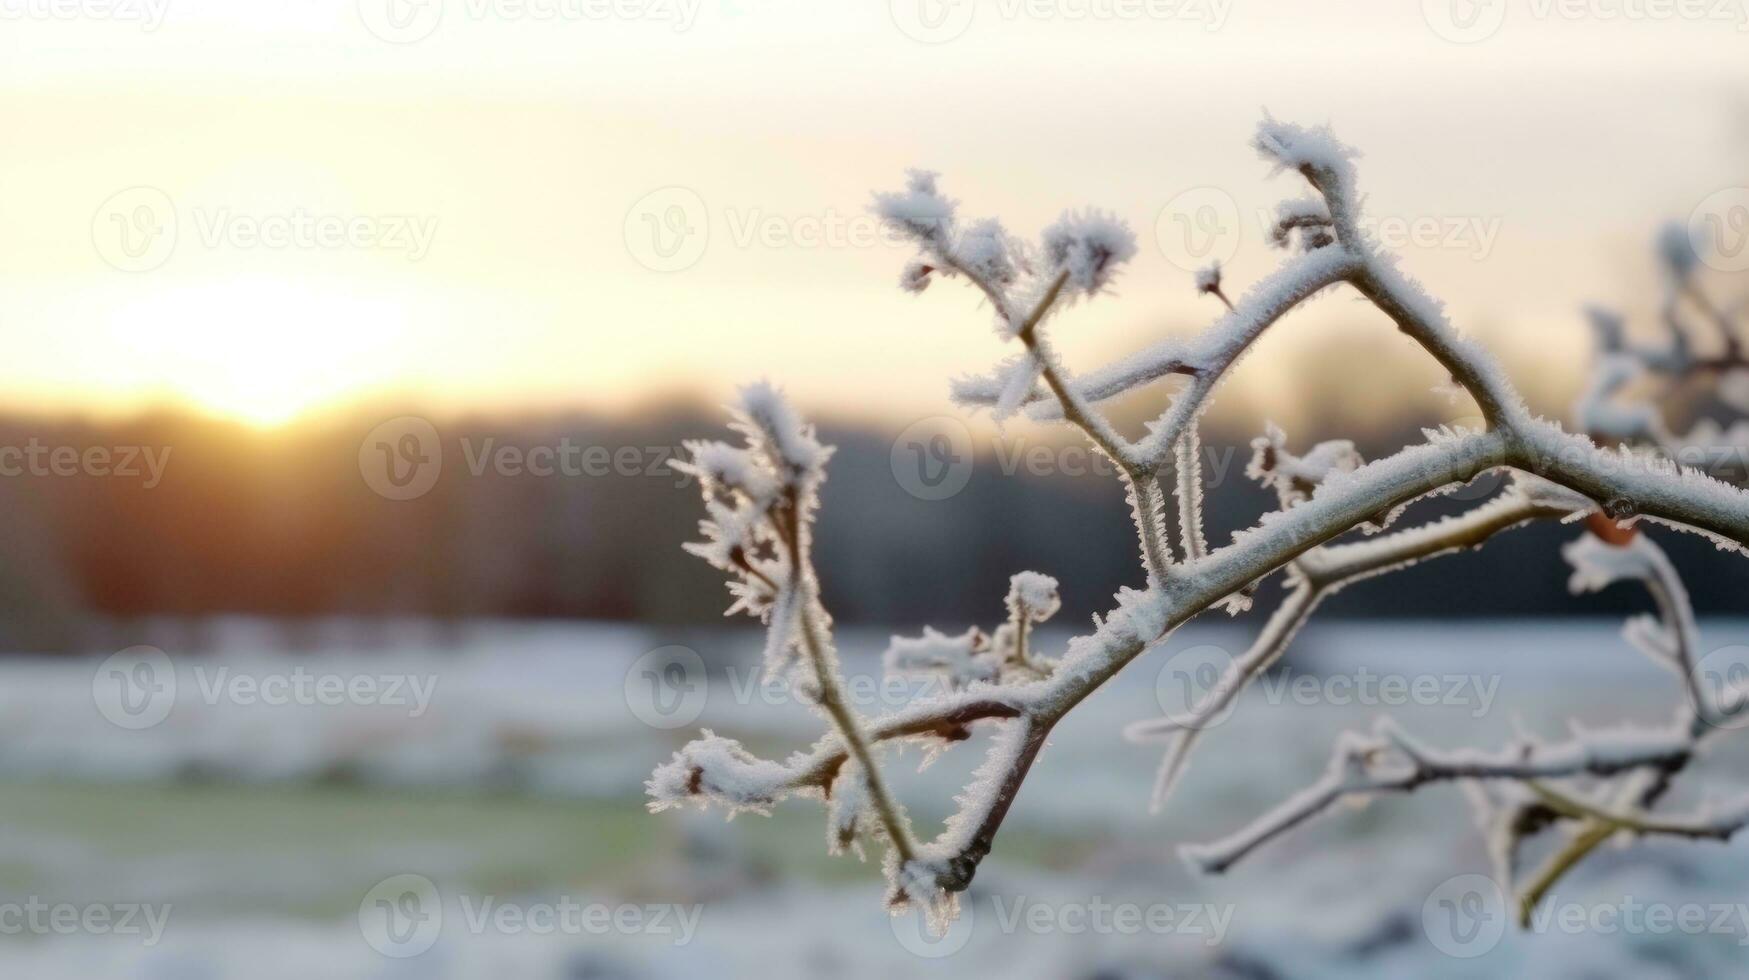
xmin=0 ymin=406 xmax=1738 ymax=652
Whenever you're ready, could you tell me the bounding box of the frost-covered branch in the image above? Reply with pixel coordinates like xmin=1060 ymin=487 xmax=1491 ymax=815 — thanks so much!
xmin=1574 ymin=224 xmax=1749 ymax=462
xmin=1186 ymin=524 xmax=1747 ymax=922
xmin=657 ymin=384 xmax=919 ymax=866
xmin=650 ymin=115 xmax=1749 ymax=930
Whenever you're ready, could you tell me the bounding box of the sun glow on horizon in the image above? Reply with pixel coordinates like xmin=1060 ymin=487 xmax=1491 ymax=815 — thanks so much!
xmin=105 ymin=280 xmax=412 ymax=427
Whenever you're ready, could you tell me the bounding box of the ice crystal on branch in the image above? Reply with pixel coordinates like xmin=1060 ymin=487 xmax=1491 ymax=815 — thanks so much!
xmin=1040 ymin=209 xmax=1137 ymax=296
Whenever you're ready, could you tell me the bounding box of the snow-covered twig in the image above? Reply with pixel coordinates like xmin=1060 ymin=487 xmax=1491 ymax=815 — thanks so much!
xmin=651 ymin=116 xmax=1749 ymax=928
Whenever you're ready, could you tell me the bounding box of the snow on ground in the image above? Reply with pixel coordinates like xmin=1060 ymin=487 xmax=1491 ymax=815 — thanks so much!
xmin=0 ymin=617 xmax=1743 ymax=978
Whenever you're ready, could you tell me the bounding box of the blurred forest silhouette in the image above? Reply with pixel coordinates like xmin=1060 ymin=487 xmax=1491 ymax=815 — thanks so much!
xmin=1 ymin=391 xmax=1744 ymax=654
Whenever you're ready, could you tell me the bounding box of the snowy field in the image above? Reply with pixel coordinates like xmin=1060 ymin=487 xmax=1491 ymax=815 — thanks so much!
xmin=0 ymin=616 xmax=1745 ymax=978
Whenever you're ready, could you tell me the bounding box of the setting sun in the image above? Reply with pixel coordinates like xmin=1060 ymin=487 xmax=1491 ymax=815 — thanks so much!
xmin=107 ymin=279 xmax=411 ymax=426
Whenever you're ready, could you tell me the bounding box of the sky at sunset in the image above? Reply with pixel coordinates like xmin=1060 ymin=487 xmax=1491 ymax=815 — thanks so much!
xmin=1 ymin=0 xmax=1744 ymax=430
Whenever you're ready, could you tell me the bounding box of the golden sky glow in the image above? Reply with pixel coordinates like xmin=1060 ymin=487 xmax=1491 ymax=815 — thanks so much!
xmin=0 ymin=1 xmax=1744 ymax=430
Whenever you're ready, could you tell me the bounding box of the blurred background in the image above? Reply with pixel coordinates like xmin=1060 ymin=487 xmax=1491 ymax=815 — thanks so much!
xmin=0 ymin=0 xmax=1746 ymax=976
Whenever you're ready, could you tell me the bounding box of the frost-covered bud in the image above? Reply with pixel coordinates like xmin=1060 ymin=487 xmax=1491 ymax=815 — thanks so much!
xmin=1041 ymin=209 xmax=1137 ymax=294
xmin=683 ymin=499 xmax=765 ymax=575
xmin=734 ymin=382 xmax=832 ymax=488
xmin=1246 ymin=422 xmax=1363 ymax=508
xmin=899 ymin=259 xmax=934 ymax=293
xmin=1005 ymin=571 xmax=1060 ymax=624
xmin=826 ymin=763 xmax=870 ymax=857
xmin=873 ymin=169 xmax=956 ymax=246
xmin=646 ymin=732 xmax=794 ymax=817
xmin=1655 ymin=221 xmax=1699 ymax=286
xmin=1268 ymin=197 xmax=1335 ymax=250
xmin=1194 ymin=262 xmax=1223 ymax=296
xmin=884 ymin=626 xmax=997 ymax=690
xmin=955 ymin=218 xmax=1017 ymax=286
xmin=1253 ymin=116 xmax=1358 ymax=187
xmin=674 ymin=439 xmax=779 ymax=507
